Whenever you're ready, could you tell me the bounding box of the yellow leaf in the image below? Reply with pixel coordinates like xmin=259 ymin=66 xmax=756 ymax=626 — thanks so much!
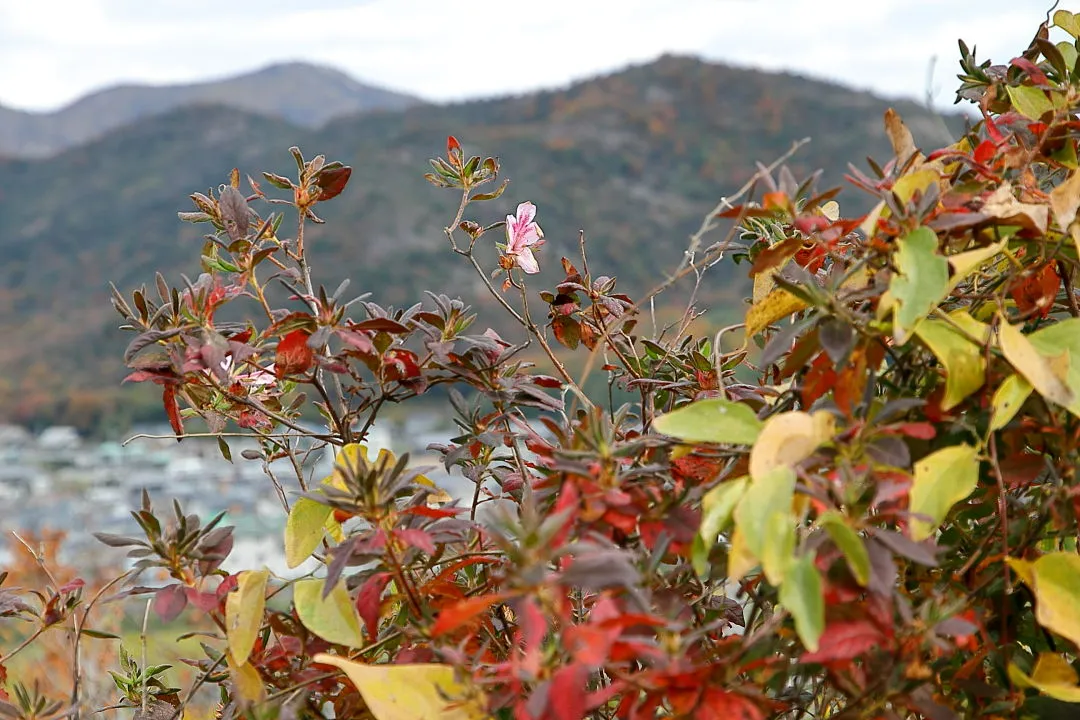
xmin=859 ymin=200 xmax=885 ymax=240
xmin=735 ymin=466 xmax=796 ymax=582
xmin=892 ymin=169 xmax=938 ymax=205
xmin=749 ymin=411 xmax=834 ymax=479
xmin=294 ymin=578 xmax=364 ymax=648
xmin=998 ymin=315 xmax=1074 ymax=409
xmin=312 ymin=655 xmax=488 ymax=720
xmin=285 ymin=497 xmax=333 ymax=569
xmin=1007 ymin=556 xmax=1035 ymax=587
xmin=727 ymin=526 xmax=758 ymax=581
xmin=226 ymin=569 xmax=268 ymax=666
xmin=229 ymin=657 xmax=265 ymax=704
xmin=909 ymin=444 xmax=980 ymax=541
xmin=1016 ymin=552 xmax=1080 ymax=649
xmin=914 ymin=315 xmax=987 ymax=410
xmin=990 ymin=374 xmax=1033 ymax=432
xmin=1009 ymin=653 xmax=1080 ymax=703
xmin=745 ymin=288 xmax=808 ymax=341
xmin=947 ymin=240 xmax=1007 ymax=290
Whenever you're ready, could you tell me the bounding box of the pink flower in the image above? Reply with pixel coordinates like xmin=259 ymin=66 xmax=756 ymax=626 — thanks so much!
xmin=504 ymin=201 xmax=544 ymax=274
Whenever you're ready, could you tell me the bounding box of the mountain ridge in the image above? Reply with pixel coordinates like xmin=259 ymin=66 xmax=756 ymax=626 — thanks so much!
xmin=0 ymin=61 xmax=420 ymax=159
xmin=0 ymin=55 xmax=966 ymax=428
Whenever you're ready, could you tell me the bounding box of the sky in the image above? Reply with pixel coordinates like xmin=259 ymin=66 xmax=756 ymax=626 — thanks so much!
xmin=0 ymin=0 xmax=1052 ymax=112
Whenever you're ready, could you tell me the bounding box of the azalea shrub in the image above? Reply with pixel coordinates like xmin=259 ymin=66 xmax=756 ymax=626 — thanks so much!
xmin=8 ymin=11 xmax=1080 ymax=720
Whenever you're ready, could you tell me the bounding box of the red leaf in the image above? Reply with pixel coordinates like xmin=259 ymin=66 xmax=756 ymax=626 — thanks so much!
xmin=431 ymin=593 xmax=510 ymax=637
xmin=355 ymin=573 xmax=392 ymax=642
xmin=446 ymin=135 xmax=462 ymax=163
xmin=58 ymin=578 xmax=85 ymax=594
xmin=395 ymin=528 xmax=435 ymax=555
xmin=275 ymin=330 xmax=315 ymax=377
xmin=886 ymin=422 xmax=937 ymax=440
xmin=973 ymin=139 xmax=997 ymax=165
xmin=315 ymin=166 xmax=352 ymax=201
xmin=517 ymin=596 xmax=547 ymax=676
xmin=698 ymin=689 xmax=765 ymax=720
xmin=185 ymin=588 xmax=219 ymax=612
xmin=532 ymin=375 xmax=563 ymax=389
xmin=154 ymin=584 xmax=188 ymax=622
xmin=549 ymin=664 xmax=589 ymax=720
xmin=565 ymin=624 xmax=619 ymax=665
xmin=163 ymin=385 xmax=183 ymax=438
xmin=349 ymin=318 xmax=410 ymax=334
xmin=401 ymin=505 xmax=462 ymax=519
xmin=1010 ymin=262 xmax=1060 ymax=319
xmin=999 ymin=452 xmax=1046 ymax=487
xmin=383 ymin=349 xmax=421 ymax=383
xmin=800 ymin=619 xmax=885 ymax=663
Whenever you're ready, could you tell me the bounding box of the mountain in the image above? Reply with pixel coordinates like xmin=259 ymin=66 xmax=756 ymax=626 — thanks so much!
xmin=0 ymin=62 xmax=420 ymax=159
xmin=0 ymin=55 xmax=965 ymax=429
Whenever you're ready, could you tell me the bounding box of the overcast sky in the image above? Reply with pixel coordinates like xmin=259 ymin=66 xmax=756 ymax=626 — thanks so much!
xmin=0 ymin=0 xmax=1050 ymax=112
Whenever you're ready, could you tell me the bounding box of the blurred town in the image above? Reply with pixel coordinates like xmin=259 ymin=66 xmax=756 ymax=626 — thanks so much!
xmin=0 ymin=414 xmax=468 ymax=577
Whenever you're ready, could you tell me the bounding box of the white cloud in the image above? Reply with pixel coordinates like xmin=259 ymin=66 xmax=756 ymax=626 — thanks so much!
xmin=0 ymin=0 xmax=1051 ymax=111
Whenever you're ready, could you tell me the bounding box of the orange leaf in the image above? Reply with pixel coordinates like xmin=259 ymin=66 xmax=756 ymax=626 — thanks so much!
xmin=275 ymin=330 xmax=314 ymax=377
xmin=431 ymin=593 xmax=510 ymax=637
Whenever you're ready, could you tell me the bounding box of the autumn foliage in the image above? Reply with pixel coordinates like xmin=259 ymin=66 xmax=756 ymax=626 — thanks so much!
xmin=7 ymin=11 xmax=1080 ymax=719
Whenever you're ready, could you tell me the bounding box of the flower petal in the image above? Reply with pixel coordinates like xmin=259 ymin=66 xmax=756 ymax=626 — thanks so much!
xmin=516 ymin=247 xmax=539 ymax=274
xmin=515 ymin=202 xmax=536 ymax=226
xmin=516 ymin=226 xmax=539 ymax=247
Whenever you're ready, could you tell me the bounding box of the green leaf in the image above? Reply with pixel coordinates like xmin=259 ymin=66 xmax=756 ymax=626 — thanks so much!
xmin=653 ymin=399 xmax=763 ymax=446
xmin=1007 ymin=85 xmax=1055 ymax=121
xmin=761 ymin=510 xmax=796 ymax=585
xmin=779 ymin=553 xmax=824 ymax=652
xmin=990 ymin=374 xmax=1033 ymax=431
xmin=312 ymin=655 xmax=488 ymax=719
xmin=890 ymin=227 xmax=949 ymax=341
xmin=284 ymin=497 xmax=332 ymax=569
xmin=226 ymin=569 xmax=268 ymax=666
xmin=734 ymin=466 xmax=796 ymax=564
xmin=1059 ymin=41 xmax=1079 ymax=70
xmin=999 ymin=315 xmax=1074 ymax=410
xmin=293 ymin=578 xmax=364 ymax=648
xmin=914 ymin=313 xmax=988 ymax=410
xmin=909 ymin=444 xmax=980 ymax=541
xmin=1019 ymin=552 xmax=1080 ymax=648
xmin=1055 ymin=9 xmax=1080 ymax=37
xmin=699 ymin=476 xmax=750 ymax=543
xmin=1029 ymin=318 xmax=1080 ymax=419
xmin=818 ymin=512 xmax=870 ymax=587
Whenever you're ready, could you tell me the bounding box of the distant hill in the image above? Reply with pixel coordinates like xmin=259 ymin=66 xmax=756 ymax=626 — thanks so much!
xmin=0 ymin=55 xmax=965 ymax=429
xmin=0 ymin=62 xmax=420 ymax=159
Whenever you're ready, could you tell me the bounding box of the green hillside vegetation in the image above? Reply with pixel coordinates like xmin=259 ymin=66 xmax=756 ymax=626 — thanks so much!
xmin=0 ymin=55 xmax=965 ymax=429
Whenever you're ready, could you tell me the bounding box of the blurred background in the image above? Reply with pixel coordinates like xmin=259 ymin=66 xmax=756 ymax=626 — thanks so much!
xmin=0 ymin=1 xmax=1048 ymax=562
